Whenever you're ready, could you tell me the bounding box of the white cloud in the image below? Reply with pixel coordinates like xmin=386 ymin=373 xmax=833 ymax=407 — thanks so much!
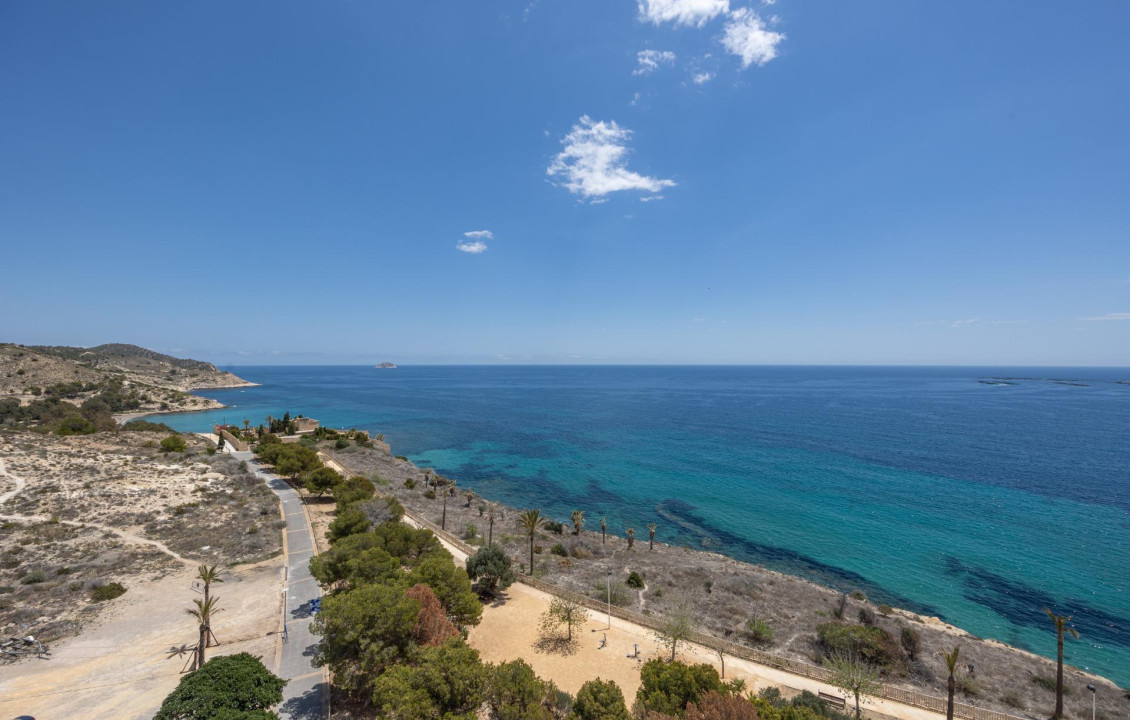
xmin=951 ymin=317 xmax=980 ymax=327
xmin=1080 ymin=312 xmax=1130 ymax=321
xmin=547 ymin=115 xmax=675 ymax=200
xmin=463 ymin=230 xmax=494 ymax=241
xmin=630 ymin=91 xmax=641 ymax=106
xmin=456 ymin=240 xmax=488 ymax=254
xmin=634 ymin=50 xmax=676 ymax=76
xmin=640 ymin=195 xmax=664 ymax=202
xmin=638 ymin=0 xmax=729 ymax=27
xmin=722 ymin=8 xmax=784 ymax=68
xmin=693 ymin=72 xmax=714 ymax=84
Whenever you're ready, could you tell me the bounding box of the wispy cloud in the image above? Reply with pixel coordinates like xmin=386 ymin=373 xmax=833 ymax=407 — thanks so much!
xmin=640 ymin=195 xmax=664 ymax=202
xmin=457 ymin=230 xmax=492 ymax=254
xmin=722 ymin=8 xmax=785 ymax=68
xmin=692 ymin=72 xmax=714 ymax=84
xmin=638 ymin=0 xmax=729 ymax=27
xmin=951 ymin=317 xmax=980 ymax=328
xmin=634 ymin=50 xmax=677 ymax=76
xmin=547 ymin=116 xmax=675 ymax=201
xmin=1080 ymin=312 xmax=1130 ymax=321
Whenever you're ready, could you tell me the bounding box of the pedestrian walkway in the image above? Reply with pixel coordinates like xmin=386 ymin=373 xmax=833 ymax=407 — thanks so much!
xmin=228 ymin=449 xmax=326 ymax=720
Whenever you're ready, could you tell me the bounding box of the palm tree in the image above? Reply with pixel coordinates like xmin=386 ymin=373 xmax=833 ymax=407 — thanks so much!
xmin=186 ymin=596 xmax=223 ymax=670
xmin=943 ymin=645 xmax=960 ymax=720
xmin=570 ymin=510 xmax=585 ymax=535
xmin=464 ymin=489 xmax=475 ymax=507
xmin=1044 ymin=608 xmax=1079 ymax=719
xmin=600 ymin=516 xmax=607 ymax=545
xmin=196 ymin=565 xmax=223 ymax=646
xmin=518 ymin=509 xmax=546 ymax=574
xmin=627 ymin=528 xmax=635 ymax=551
xmin=647 ymin=522 xmax=657 ymax=550
xmin=197 ymin=564 xmax=223 ymax=604
xmin=487 ymin=505 xmax=497 ymax=546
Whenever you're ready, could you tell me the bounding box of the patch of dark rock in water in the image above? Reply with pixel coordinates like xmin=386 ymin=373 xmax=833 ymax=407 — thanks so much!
xmin=656 ymin=499 xmax=938 ymax=616
xmin=978 ymin=380 xmax=1017 ymax=386
xmin=943 ymin=556 xmax=1129 ymax=648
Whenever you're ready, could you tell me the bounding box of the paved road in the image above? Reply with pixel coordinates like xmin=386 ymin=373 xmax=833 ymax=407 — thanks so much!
xmin=229 ymin=449 xmax=326 ymax=720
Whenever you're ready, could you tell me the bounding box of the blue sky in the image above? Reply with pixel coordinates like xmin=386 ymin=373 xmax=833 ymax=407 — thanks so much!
xmin=1 ymin=1 xmax=1128 ymax=365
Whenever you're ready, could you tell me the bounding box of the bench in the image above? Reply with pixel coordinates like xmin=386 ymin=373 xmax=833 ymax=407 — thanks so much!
xmin=819 ymin=692 xmax=847 ymax=709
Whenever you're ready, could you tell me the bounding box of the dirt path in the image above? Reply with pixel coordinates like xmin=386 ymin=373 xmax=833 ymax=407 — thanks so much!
xmin=0 ymin=456 xmax=191 ymax=565
xmin=0 ymin=456 xmax=27 ymax=505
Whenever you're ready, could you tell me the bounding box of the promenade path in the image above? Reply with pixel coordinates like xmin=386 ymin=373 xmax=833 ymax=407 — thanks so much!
xmin=228 ymin=448 xmax=326 ymax=720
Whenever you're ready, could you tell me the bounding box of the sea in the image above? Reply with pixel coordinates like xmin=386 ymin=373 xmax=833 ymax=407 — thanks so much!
xmin=154 ymin=365 xmax=1130 ymax=685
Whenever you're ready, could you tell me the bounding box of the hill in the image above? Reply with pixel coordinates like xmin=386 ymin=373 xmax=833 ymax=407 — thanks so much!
xmin=26 ymin=343 xmax=250 ymax=391
xmin=0 ymin=343 xmax=253 ymax=422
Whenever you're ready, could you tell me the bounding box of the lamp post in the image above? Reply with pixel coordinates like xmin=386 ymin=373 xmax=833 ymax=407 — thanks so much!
xmin=606 ymin=570 xmax=612 ymax=629
xmin=1087 ymin=684 xmax=1096 ymax=720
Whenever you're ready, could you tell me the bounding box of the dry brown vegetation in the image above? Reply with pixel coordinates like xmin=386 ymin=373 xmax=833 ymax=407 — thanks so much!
xmin=0 ymin=429 xmax=282 ymax=652
xmin=323 ymin=440 xmax=1129 ymax=720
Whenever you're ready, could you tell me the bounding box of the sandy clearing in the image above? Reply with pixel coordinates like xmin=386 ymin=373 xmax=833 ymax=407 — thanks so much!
xmin=398 ymin=513 xmax=944 ymax=720
xmin=0 ymin=560 xmax=282 ymax=720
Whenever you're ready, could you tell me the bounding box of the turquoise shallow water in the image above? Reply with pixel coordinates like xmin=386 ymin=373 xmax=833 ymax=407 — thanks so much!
xmin=157 ymin=365 xmax=1130 ymax=685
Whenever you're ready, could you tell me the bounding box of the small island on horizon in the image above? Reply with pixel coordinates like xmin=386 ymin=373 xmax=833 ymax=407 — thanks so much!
xmin=375 ymin=362 xmax=397 ymax=369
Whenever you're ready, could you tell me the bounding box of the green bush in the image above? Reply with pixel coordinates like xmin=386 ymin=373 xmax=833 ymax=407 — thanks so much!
xmin=91 ymin=582 xmax=127 ymax=601
xmin=466 ymin=544 xmax=516 ymax=595
xmin=816 ymin=622 xmax=902 ymax=667
xmin=160 ymin=435 xmax=187 ymax=453
xmin=20 ymin=569 xmax=47 ymax=585
xmin=423 ymin=489 xmax=436 ymax=499
xmin=626 ymin=571 xmax=645 ymax=589
xmin=635 ymin=659 xmax=721 ymax=717
xmin=544 ymin=520 xmax=564 ymax=534
xmin=574 ymin=678 xmax=630 ymax=720
xmin=590 ymin=582 xmax=631 ymax=607
xmin=550 ymin=543 xmax=567 ymax=557
xmin=56 ymin=416 xmax=97 ymax=436
xmin=746 ymin=617 xmax=774 ymax=645
xmin=334 ymin=438 xmax=350 ymax=449
xmin=154 ymin=652 xmax=284 ymax=720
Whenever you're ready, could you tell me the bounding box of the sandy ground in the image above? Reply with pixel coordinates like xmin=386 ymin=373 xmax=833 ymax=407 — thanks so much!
xmin=396 ymin=512 xmax=941 ymax=720
xmin=0 ymin=559 xmax=282 ymax=720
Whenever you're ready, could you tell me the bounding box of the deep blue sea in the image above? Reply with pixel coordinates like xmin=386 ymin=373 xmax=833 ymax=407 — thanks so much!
xmin=156 ymin=365 xmax=1130 ymax=685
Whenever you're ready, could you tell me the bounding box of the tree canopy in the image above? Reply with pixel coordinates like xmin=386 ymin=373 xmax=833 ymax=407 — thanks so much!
xmin=154 ymin=653 xmax=285 ymax=720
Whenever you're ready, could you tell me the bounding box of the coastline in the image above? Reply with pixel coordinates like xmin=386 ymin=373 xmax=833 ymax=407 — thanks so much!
xmin=318 ymin=439 xmax=1127 ymax=718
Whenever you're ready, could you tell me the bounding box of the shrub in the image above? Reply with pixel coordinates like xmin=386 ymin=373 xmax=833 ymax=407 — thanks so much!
xmin=858 ymin=606 xmax=876 ymax=625
xmin=423 ymin=489 xmax=436 ymax=499
xmin=849 ymin=590 xmax=867 ymax=601
xmin=123 ymin=419 xmax=176 ymax=433
xmin=91 ymin=582 xmax=127 ymax=601
xmin=533 ymin=545 xmax=543 ymax=554
xmin=570 ymin=545 xmax=592 ymax=559
xmin=574 ymin=678 xmax=629 ymax=720
xmin=1001 ymin=690 xmax=1025 ymax=709
xmin=466 ymin=545 xmax=516 ymax=595
xmin=900 ymin=627 xmax=920 ymax=660
xmin=954 ymin=673 xmax=981 ymax=697
xmin=154 ymin=652 xmax=285 ymax=720
xmin=626 ymin=571 xmax=645 ymax=589
xmin=20 ymin=569 xmax=47 ymax=585
xmin=334 ymin=438 xmax=350 ymax=449
xmin=550 ymin=543 xmax=567 ymax=557
xmin=590 ymin=582 xmax=630 ymax=607
xmin=687 ymin=691 xmax=761 ymax=720
xmin=878 ymin=604 xmax=894 ymax=616
xmin=1031 ymin=675 xmax=1059 ymax=693
xmin=745 ymin=617 xmax=774 ymax=645
xmin=635 ymin=659 xmax=722 ymax=718
xmin=816 ymin=622 xmax=902 ymax=667
xmin=160 ymin=435 xmax=187 ymax=453
xmin=56 ymin=416 xmax=97 ymax=436
xmin=544 ymin=520 xmax=564 ymax=534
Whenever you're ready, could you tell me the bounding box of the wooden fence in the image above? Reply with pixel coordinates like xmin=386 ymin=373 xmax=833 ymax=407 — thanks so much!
xmin=331 ymin=454 xmax=1024 ymax=720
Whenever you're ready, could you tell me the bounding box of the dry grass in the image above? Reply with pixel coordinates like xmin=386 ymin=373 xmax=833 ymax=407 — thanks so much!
xmin=324 ymin=441 xmax=1130 ymax=720
xmin=0 ymin=429 xmax=281 ymax=652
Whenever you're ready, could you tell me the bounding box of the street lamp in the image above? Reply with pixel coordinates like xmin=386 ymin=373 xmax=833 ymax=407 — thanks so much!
xmin=606 ymin=570 xmax=612 ymax=629
xmin=1086 ymin=684 xmax=1096 ymax=720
